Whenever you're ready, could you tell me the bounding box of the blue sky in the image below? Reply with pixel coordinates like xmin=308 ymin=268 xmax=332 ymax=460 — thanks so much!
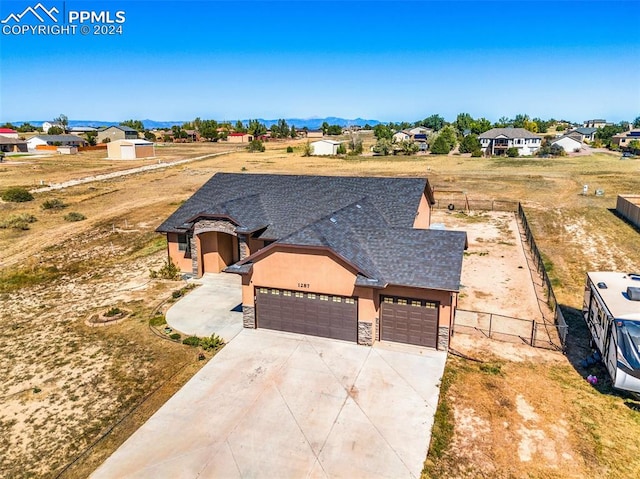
xmin=1 ymin=0 xmax=639 ymax=123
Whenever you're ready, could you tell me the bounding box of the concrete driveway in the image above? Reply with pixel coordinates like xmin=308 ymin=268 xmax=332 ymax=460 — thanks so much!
xmin=166 ymin=273 xmax=243 ymax=341
xmin=91 ymin=330 xmax=446 ymax=479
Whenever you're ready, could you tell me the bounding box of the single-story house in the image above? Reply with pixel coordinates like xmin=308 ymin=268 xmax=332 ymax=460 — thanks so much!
xmin=0 ymin=136 xmax=28 ymax=153
xmin=551 ymin=135 xmax=583 ymax=153
xmin=107 ymin=139 xmax=155 ymax=159
xmin=227 ymin=133 xmax=254 ymax=143
xmin=27 ymin=135 xmax=87 ymax=149
xmin=157 ymin=173 xmax=468 ymax=350
xmin=612 ymin=129 xmax=640 ymax=149
xmin=0 ymin=128 xmax=19 ymax=139
xmin=478 ymin=128 xmax=541 ymax=156
xmin=96 ymin=125 xmax=139 ymax=143
xmin=310 ymin=139 xmax=341 ymax=155
xmin=306 ymin=130 xmax=324 ymax=139
xmin=569 ymin=127 xmax=598 ymax=143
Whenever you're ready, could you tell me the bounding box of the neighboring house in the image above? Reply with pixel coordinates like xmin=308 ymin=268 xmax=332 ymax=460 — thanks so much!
xmin=107 ymin=139 xmax=155 ymax=159
xmin=478 ymin=128 xmax=542 ymax=156
xmin=612 ymin=129 xmax=640 ymax=149
xmin=0 ymin=128 xmax=19 ymax=139
xmin=569 ymin=127 xmax=598 ymax=142
xmin=392 ymin=131 xmax=411 ymax=143
xmin=157 ymin=173 xmax=467 ymax=350
xmin=310 ymin=139 xmax=341 ymax=155
xmin=184 ymin=130 xmax=200 ymax=142
xmin=306 ymin=130 xmax=324 ymax=139
xmin=226 ymin=133 xmax=254 ymax=143
xmin=408 ymin=127 xmax=432 ymax=136
xmin=551 ymin=135 xmax=583 ymax=153
xmin=0 ymin=136 xmax=28 ymax=153
xmin=69 ymin=126 xmax=97 ymax=136
xmin=96 ymin=125 xmax=139 ymax=143
xmin=27 ymin=135 xmax=87 ymax=149
xmin=42 ymin=121 xmax=64 ymax=133
xmin=583 ymin=119 xmax=608 ymax=129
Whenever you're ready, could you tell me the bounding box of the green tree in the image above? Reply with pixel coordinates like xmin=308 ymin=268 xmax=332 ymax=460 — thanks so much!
xmin=290 ymin=125 xmax=297 ymax=138
xmin=595 ymin=124 xmax=625 ymax=147
xmin=171 ymin=125 xmax=188 ymax=139
xmin=277 ymin=119 xmax=290 ymax=138
xmin=419 ymin=114 xmax=445 ymax=131
xmin=633 ymin=116 xmax=640 ymax=128
xmin=234 ymin=120 xmax=247 ymax=133
xmin=321 ymin=121 xmax=330 ymax=135
xmin=454 ymin=113 xmax=474 ymax=133
xmin=512 ymin=114 xmax=529 ymax=129
xmin=459 ymin=134 xmax=481 ymax=154
xmin=199 ymin=119 xmax=219 ymax=141
xmin=337 ymin=143 xmax=347 ymax=154
xmin=144 ymin=130 xmax=157 ymax=141
xmin=373 ymin=124 xmax=393 ymax=140
xmin=523 ymin=119 xmax=539 ymax=133
xmin=495 ymin=116 xmax=512 ymax=128
xmin=430 ymin=135 xmax=452 ymax=154
xmin=372 ymin=138 xmax=393 ymax=155
xmin=17 ymin=122 xmax=36 ymax=133
xmin=438 ymin=125 xmax=458 ymax=150
xmin=47 ymin=126 xmax=64 ymax=135
xmin=247 ymin=119 xmax=266 ymax=138
xmin=627 ymin=139 xmax=640 ymax=155
xmin=1 ymin=122 xmax=15 ymax=129
xmin=247 ymin=139 xmax=265 ymax=152
xmin=120 ymin=119 xmax=144 ymax=131
xmin=471 ymin=117 xmax=492 ymax=135
xmin=347 ymin=133 xmax=363 ymax=154
xmin=302 ymin=141 xmax=313 ymax=156
xmin=399 ymin=140 xmax=419 ymax=155
xmin=54 ymin=114 xmax=68 ymax=132
xmin=326 ymin=124 xmax=342 ymax=135
xmin=506 ymin=147 xmax=519 ymax=157
xmin=86 ymin=131 xmax=98 ymax=146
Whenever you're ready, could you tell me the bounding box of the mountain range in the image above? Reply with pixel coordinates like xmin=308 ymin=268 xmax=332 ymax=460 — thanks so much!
xmin=11 ymin=117 xmax=382 ymax=130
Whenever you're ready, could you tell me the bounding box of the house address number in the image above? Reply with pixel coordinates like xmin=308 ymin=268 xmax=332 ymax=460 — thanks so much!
xmin=298 ymin=283 xmax=310 ymax=288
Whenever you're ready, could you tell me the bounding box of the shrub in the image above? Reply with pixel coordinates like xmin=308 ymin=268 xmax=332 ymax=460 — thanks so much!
xmin=302 ymin=141 xmax=313 ymax=156
xmin=169 ymin=333 xmax=181 ymax=341
xmin=336 ymin=143 xmax=347 ymax=154
xmin=41 ymin=198 xmax=66 ymax=210
xmin=0 ymin=213 xmax=37 ymax=230
xmin=105 ymin=307 xmax=122 ymax=317
xmin=149 ymin=314 xmax=166 ymax=327
xmin=506 ymin=147 xmax=519 ymax=157
xmin=471 ymin=149 xmax=483 ymax=158
xmin=182 ymin=336 xmax=201 ymax=347
xmin=149 ymin=258 xmax=181 ymax=280
xmin=200 ymin=334 xmax=224 ymax=351
xmin=64 ymin=212 xmax=86 ymax=222
xmin=247 ymin=139 xmax=265 ymax=152
xmin=286 ymin=146 xmax=294 ymax=153
xmin=2 ymin=187 xmax=33 ymax=202
xmin=172 ymin=290 xmax=183 ymax=299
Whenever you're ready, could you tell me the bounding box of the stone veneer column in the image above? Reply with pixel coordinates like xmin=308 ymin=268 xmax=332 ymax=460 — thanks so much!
xmin=238 ymin=235 xmax=249 ymax=260
xmin=190 ymin=236 xmax=198 ymax=276
xmin=358 ymin=321 xmax=373 ymax=346
xmin=437 ymin=326 xmax=450 ymax=351
xmin=243 ymin=305 xmax=256 ymax=328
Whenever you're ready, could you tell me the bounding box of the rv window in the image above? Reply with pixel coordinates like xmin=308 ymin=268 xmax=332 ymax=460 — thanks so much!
xmin=617 ymin=321 xmax=640 ymax=370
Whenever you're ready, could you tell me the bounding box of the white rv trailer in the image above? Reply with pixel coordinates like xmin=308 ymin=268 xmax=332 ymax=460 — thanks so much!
xmin=583 ymin=272 xmax=640 ymax=394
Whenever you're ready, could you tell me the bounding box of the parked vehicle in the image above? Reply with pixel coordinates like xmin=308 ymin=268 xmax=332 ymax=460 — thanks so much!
xmin=583 ymin=272 xmax=640 ymax=394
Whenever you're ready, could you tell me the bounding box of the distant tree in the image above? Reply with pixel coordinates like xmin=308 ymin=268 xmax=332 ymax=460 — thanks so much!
xmin=1 ymin=122 xmax=15 ymax=129
xmin=459 ymin=134 xmax=481 ymax=154
xmin=144 ymin=130 xmax=157 ymax=141
xmin=556 ymin=123 xmax=566 ymax=131
xmin=171 ymin=125 xmax=188 ymax=139
xmin=495 ymin=116 xmax=512 ymax=128
xmin=633 ymin=116 xmax=640 ymax=128
xmin=437 ymin=125 xmax=457 ymax=150
xmin=399 ymin=140 xmax=419 ymax=155
xmin=302 ymin=141 xmax=313 ymax=156
xmin=321 ymin=121 xmax=330 ymax=135
xmin=619 ymin=121 xmax=630 ymax=131
xmin=199 ymin=119 xmax=219 ymax=141
xmin=419 ymin=114 xmax=445 ymax=132
xmin=234 ymin=120 xmax=247 ymax=133
xmin=47 ymin=126 xmax=64 ymax=135
xmin=363 ymin=123 xmax=372 ymax=130
xmin=454 ymin=113 xmax=474 ymax=134
xmin=372 ymin=138 xmax=393 ymax=155
xmin=86 ymin=131 xmax=98 ymax=146
xmin=627 ymin=139 xmax=640 ymax=155
xmin=120 ymin=119 xmax=144 ymax=131
xmin=290 ymin=125 xmax=297 ymax=138
xmin=512 ymin=114 xmax=529 ymax=129
xmin=247 ymin=119 xmax=266 ymax=138
xmin=17 ymin=122 xmax=36 ymax=133
xmin=326 ymin=124 xmax=342 ymax=135
xmin=430 ymin=135 xmax=452 ymax=154
xmin=471 ymin=117 xmax=492 ymax=135
xmin=533 ymin=118 xmax=550 ymax=133
xmin=247 ymin=139 xmax=265 ymax=152
xmin=54 ymin=114 xmax=68 ymax=132
xmin=523 ymin=119 xmax=539 ymax=133
xmin=347 ymin=133 xmax=363 ymax=154
xmin=595 ymin=124 xmax=625 ymax=147
xmin=506 ymin=147 xmax=519 ymax=157
xmin=373 ymin=124 xmax=393 ymax=140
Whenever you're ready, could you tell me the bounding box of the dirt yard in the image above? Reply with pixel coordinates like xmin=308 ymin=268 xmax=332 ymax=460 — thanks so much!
xmin=1 ymin=142 xmax=639 ymax=478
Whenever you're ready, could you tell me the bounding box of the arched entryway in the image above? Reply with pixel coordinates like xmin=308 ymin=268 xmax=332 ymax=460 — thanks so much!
xmin=198 ymin=231 xmax=239 ymax=274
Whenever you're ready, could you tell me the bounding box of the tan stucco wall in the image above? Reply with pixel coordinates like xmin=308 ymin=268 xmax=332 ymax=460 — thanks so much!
xmin=413 ymin=192 xmax=432 ymax=229
xmin=167 ymin=233 xmax=192 ymax=272
xmin=200 ymin=231 xmax=235 ymax=273
xmin=227 ymin=135 xmax=253 ymax=143
xmin=242 ymin=247 xmax=358 ymax=307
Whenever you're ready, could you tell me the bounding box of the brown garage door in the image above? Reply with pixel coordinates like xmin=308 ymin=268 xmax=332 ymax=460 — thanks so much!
xmin=256 ymin=288 xmax=357 ymax=342
xmin=380 ymin=296 xmax=439 ymax=348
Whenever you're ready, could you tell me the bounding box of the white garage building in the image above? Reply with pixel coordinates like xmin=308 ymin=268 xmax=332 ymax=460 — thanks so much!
xmin=107 ymin=139 xmax=155 ymax=159
xmin=551 ymin=135 xmax=583 ymax=153
xmin=310 ymin=139 xmax=342 ymax=156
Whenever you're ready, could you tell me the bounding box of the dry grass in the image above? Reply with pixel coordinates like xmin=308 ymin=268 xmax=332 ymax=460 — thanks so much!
xmin=1 ymin=143 xmax=640 ymax=477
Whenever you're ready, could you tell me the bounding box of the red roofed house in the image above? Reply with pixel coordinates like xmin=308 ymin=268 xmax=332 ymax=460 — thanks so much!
xmin=0 ymin=128 xmax=19 ymax=139
xmin=227 ymin=133 xmax=254 ymax=143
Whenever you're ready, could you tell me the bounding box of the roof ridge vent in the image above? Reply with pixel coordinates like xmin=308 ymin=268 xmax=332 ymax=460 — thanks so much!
xmin=627 ymin=287 xmax=640 ymax=301
xmin=330 ymin=217 xmax=337 ymax=223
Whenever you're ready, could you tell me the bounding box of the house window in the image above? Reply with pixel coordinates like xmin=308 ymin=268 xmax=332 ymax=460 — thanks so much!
xmin=383 ymin=297 xmax=394 ymax=303
xmin=271 ymin=289 xmax=279 ymax=295
xmin=411 ymin=300 xmax=422 ymax=307
xmin=425 ymin=302 xmax=437 ymax=309
xmin=320 ymin=295 xmax=329 ymax=301
xmin=398 ymin=299 xmax=407 ymax=305
xmin=345 ymin=298 xmax=355 ymax=304
xmin=259 ymin=288 xmax=268 ymax=294
xmin=283 ymin=290 xmax=292 ymax=297
xmin=308 ymin=293 xmax=316 ymax=300
xmin=295 ymin=292 xmax=304 ymax=298
xmin=177 ymin=234 xmax=191 ymax=256
xmin=332 ymin=296 xmax=342 ymax=303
